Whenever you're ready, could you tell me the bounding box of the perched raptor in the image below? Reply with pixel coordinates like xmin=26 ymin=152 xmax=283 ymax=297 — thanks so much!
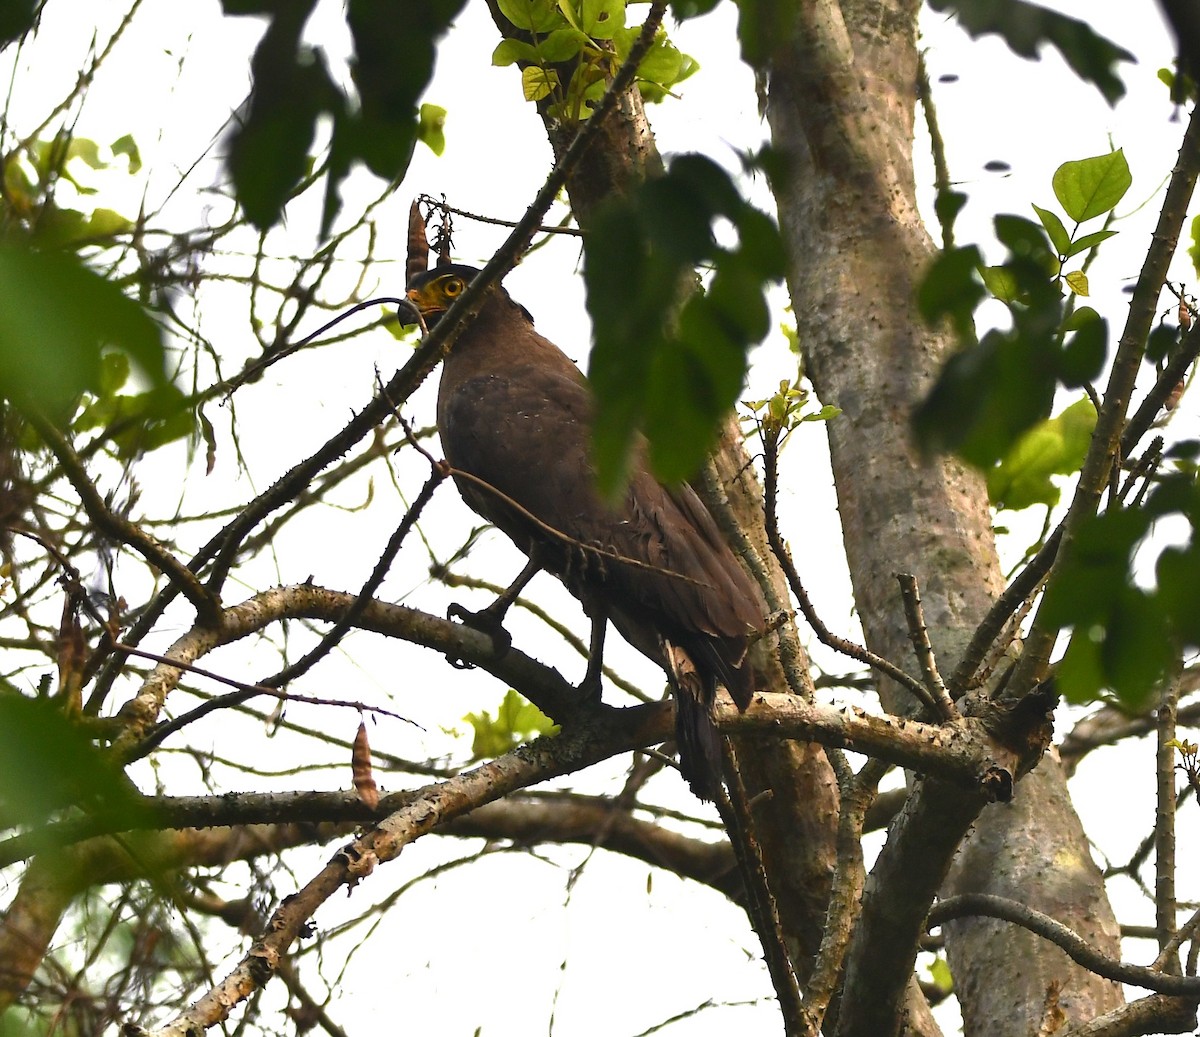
xmin=407 ymin=255 xmax=766 ymax=801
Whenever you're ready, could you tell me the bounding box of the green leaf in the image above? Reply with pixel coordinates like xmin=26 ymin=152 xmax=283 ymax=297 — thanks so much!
xmin=1052 ymin=150 xmax=1131 ymax=222
xmin=32 ymin=205 xmax=90 ymax=250
xmin=801 ymin=404 xmax=841 ymax=423
xmin=1058 ymin=314 xmax=1106 ymax=386
xmin=1063 ymin=228 xmax=1116 ymax=258
xmin=73 ymin=384 xmax=191 ymax=459
xmin=110 ymin=133 xmax=142 ymax=174
xmin=994 ymin=214 xmax=1055 ymax=263
xmin=86 ymin=207 xmax=135 ymax=239
xmin=65 ymin=137 xmax=103 ymax=170
xmin=97 ymin=352 xmax=131 ymax=398
xmin=537 ymin=26 xmax=588 ymax=62
xmin=917 ymin=245 xmax=985 ymax=336
xmin=926 ymin=956 xmax=954 ymax=996
xmin=1188 ymin=214 xmax=1200 ymax=279
xmin=0 ymin=246 xmax=165 ymax=420
xmin=912 ymin=326 xmax=1058 ymax=468
xmin=1032 ymin=203 xmax=1071 ymax=255
xmin=1158 ymin=542 xmax=1200 ymax=645
xmin=736 ymin=0 xmax=800 ymax=67
xmin=980 ymin=264 xmax=1020 ymax=303
xmin=928 ymin=0 xmax=1132 ymax=105
xmin=670 ymin=0 xmax=720 ymax=16
xmin=417 ymin=103 xmax=447 ymax=156
xmin=225 ymin=3 xmax=325 ymax=229
xmin=464 ymin=689 xmax=558 ymax=761
xmin=492 ymin=38 xmax=538 ymax=65
xmin=1095 ymin=589 xmax=1173 ymax=710
xmin=0 ymin=694 xmax=137 ymax=826
xmin=585 ymin=155 xmax=783 ymax=493
xmin=1058 ymin=624 xmax=1106 ymax=706
xmin=635 ymin=32 xmax=685 ymax=88
xmin=934 ymin=188 xmax=968 ymax=237
xmin=987 ymin=397 xmax=1096 ymax=510
xmin=522 ymin=65 xmax=559 ymax=101
xmin=1041 ymin=507 xmax=1150 ymax=628
xmin=1061 ymin=305 xmax=1100 ymax=332
xmin=1146 ymin=322 xmax=1180 ymax=365
xmin=498 ymin=0 xmax=562 ymax=32
xmin=560 ymin=0 xmax=624 ymax=39
xmin=0 ymin=0 xmax=35 ymax=47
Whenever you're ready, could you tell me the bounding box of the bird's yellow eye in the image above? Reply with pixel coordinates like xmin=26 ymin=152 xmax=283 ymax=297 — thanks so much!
xmin=443 ymin=277 xmax=464 ymax=298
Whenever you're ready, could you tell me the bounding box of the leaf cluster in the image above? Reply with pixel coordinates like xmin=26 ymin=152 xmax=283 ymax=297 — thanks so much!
xmin=493 ymin=0 xmax=698 ymax=121
xmin=0 ymin=245 xmax=173 ymax=434
xmin=222 ymin=0 xmax=460 ymax=233
xmin=3 ymin=134 xmax=140 ymax=251
xmin=1043 ymin=454 xmax=1200 ymax=710
xmin=914 ymin=151 xmax=1131 ymax=470
xmin=0 ymin=692 xmax=137 ymax=828
xmin=583 ymin=153 xmax=785 ymax=493
xmin=0 ymin=130 xmax=184 ymax=451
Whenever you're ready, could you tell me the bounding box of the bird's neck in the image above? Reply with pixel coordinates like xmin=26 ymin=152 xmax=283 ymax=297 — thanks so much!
xmin=443 ymin=292 xmax=579 ymax=376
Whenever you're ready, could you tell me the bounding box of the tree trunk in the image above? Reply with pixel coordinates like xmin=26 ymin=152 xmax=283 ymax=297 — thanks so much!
xmin=764 ymin=0 xmax=1124 ymax=1034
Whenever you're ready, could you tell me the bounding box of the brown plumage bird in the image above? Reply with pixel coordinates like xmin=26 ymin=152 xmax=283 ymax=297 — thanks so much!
xmin=408 ymin=253 xmax=766 ymax=801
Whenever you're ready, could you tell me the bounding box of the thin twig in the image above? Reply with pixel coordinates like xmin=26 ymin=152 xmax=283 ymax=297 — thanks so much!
xmin=716 ymin=748 xmax=804 ymax=1037
xmin=1156 ymin=667 xmax=1182 ymax=966
xmin=916 ymin=49 xmax=955 ymax=250
xmin=761 ymin=426 xmax=935 ymax=711
xmin=798 ymin=758 xmax=881 ymax=1035
xmin=127 ymin=465 xmax=444 ymax=760
xmin=896 ymin=572 xmax=957 ymax=720
xmin=417 ymin=193 xmax=584 ymax=236
xmin=25 ymin=411 xmax=221 ymax=624
xmin=1153 ymin=906 xmax=1200 ymax=974
xmin=116 ymin=641 xmax=419 ymax=762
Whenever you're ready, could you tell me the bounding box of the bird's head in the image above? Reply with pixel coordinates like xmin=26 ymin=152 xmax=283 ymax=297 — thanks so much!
xmin=406 ymin=264 xmax=481 ymax=328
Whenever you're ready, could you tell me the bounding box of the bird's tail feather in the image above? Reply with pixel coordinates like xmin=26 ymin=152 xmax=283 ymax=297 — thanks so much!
xmin=665 ymin=644 xmax=723 ymax=802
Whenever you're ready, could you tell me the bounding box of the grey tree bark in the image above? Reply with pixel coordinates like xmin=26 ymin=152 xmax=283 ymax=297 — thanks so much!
xmin=763 ymin=0 xmax=1124 ymax=1035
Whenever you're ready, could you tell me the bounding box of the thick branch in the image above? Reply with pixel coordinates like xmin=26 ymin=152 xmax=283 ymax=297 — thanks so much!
xmin=838 ymin=778 xmax=988 ymax=1037
xmin=135 ymin=712 xmax=668 ymax=1037
xmin=1058 ymin=993 xmax=1197 ymax=1037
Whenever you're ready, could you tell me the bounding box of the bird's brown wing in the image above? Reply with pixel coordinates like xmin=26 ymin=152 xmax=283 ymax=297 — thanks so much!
xmin=439 ymin=358 xmax=764 ymax=649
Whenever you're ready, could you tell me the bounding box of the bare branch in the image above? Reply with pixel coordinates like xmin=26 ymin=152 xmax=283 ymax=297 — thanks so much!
xmin=896 ymin=572 xmax=957 ymax=720
xmin=761 ymin=422 xmax=934 ymax=711
xmin=930 ymin=894 xmax=1200 ymax=996
xmin=135 ymin=710 xmax=667 ymax=1037
xmin=25 ymin=411 xmax=220 ymax=624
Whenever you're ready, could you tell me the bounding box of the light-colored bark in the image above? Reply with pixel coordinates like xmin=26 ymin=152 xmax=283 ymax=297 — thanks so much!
xmin=763 ymin=1 xmax=1124 ymax=1034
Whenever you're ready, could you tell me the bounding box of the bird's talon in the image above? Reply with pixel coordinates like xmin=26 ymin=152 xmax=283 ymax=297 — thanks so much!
xmin=447 ymin=603 xmax=512 ymax=657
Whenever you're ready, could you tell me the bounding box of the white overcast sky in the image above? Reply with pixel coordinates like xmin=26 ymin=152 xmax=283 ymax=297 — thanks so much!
xmin=1 ymin=2 xmax=1195 ymax=1035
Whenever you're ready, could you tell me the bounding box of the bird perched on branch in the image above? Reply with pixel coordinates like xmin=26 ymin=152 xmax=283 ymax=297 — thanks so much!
xmin=405 ymin=204 xmax=766 ymax=801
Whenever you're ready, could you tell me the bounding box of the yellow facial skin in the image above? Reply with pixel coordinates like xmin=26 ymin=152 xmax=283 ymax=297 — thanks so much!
xmin=406 ymin=273 xmax=467 ymax=321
